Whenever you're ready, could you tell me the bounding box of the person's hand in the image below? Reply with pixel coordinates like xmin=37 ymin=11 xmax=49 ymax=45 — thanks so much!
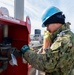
xmin=21 ymin=45 xmax=30 ymax=53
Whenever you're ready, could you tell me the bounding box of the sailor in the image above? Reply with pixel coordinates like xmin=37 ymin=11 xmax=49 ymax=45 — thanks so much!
xmin=21 ymin=6 xmax=74 ymax=75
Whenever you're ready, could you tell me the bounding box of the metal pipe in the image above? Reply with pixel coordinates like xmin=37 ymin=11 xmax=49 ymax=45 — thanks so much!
xmin=14 ymin=0 xmax=24 ymax=20
xmin=3 ymin=25 xmax=8 ymax=38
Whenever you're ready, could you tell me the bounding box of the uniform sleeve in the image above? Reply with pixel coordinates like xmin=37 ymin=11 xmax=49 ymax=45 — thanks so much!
xmin=23 ymin=49 xmax=58 ymax=72
xmin=23 ymin=34 xmax=72 ymax=72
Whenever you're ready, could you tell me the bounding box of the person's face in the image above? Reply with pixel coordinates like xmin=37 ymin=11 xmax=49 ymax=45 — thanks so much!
xmin=46 ymin=23 xmax=62 ymax=33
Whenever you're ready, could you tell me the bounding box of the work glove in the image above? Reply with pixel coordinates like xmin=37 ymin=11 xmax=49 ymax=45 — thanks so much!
xmin=44 ymin=30 xmax=51 ymax=41
xmin=21 ymin=45 xmax=30 ymax=54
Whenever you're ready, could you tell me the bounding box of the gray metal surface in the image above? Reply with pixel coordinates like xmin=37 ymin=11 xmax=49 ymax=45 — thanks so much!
xmin=14 ymin=0 xmax=24 ymax=20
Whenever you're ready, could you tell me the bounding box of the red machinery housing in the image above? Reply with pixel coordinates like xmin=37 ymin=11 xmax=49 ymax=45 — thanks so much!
xmin=0 ymin=15 xmax=31 ymax=75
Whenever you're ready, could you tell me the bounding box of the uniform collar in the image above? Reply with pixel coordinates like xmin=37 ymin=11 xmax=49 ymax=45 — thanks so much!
xmin=50 ymin=22 xmax=71 ymax=42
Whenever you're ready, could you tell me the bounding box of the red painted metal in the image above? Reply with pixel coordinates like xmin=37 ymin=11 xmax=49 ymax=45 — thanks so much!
xmin=0 ymin=15 xmax=31 ymax=75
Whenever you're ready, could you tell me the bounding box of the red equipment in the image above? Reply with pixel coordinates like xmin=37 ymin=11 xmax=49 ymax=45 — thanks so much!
xmin=0 ymin=13 xmax=31 ymax=75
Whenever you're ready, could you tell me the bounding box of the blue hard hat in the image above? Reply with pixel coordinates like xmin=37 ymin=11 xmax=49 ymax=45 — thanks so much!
xmin=42 ymin=6 xmax=62 ymax=27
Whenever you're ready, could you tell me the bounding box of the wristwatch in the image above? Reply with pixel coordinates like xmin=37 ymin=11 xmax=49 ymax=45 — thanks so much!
xmin=44 ymin=48 xmax=49 ymax=51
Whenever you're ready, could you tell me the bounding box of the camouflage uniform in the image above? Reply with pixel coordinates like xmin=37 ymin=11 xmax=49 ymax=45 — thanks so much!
xmin=23 ymin=22 xmax=74 ymax=75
